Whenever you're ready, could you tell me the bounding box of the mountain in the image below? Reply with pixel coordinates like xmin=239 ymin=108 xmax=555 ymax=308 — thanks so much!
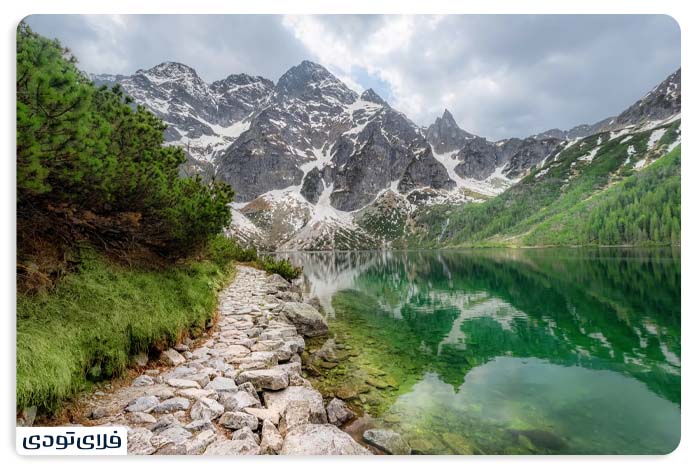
xmin=92 ymin=62 xmax=681 ymax=250
xmin=403 ymin=114 xmax=681 ymax=247
xmin=91 ymin=62 xmax=274 ymax=177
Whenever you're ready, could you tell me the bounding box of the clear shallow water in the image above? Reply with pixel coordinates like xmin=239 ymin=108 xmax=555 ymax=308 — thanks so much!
xmin=280 ymin=249 xmax=681 ymax=454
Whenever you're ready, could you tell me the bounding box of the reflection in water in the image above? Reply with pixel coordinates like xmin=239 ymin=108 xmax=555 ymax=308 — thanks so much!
xmin=280 ymin=248 xmax=681 ymax=454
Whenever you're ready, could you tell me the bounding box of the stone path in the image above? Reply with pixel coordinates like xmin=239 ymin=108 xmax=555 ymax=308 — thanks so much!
xmin=81 ymin=266 xmax=369 ymax=455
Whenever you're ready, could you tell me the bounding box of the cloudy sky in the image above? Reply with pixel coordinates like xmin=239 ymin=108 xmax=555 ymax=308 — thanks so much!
xmin=25 ymin=15 xmax=680 ymax=140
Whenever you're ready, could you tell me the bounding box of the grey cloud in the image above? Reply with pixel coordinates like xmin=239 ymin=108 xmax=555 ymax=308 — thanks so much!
xmin=24 ymin=14 xmax=680 ymax=140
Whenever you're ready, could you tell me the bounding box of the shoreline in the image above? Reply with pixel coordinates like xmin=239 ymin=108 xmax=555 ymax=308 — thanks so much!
xmin=29 ymin=265 xmax=371 ymax=455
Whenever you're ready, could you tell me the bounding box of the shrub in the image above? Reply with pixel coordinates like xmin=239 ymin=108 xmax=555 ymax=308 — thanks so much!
xmin=258 ymin=255 xmax=302 ymax=280
xmin=206 ymin=235 xmax=257 ymax=266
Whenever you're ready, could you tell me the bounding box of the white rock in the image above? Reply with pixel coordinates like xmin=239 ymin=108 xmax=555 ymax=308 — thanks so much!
xmin=260 ymin=420 xmax=283 ymax=455
xmin=205 ymin=376 xmax=237 ymax=393
xmin=190 ymin=397 xmax=225 ymax=421
xmin=161 ymin=349 xmax=186 ymax=366
xmin=133 ymin=375 xmax=155 ymax=387
xmin=236 ymin=368 xmax=289 ymax=391
xmin=244 ymin=407 xmax=280 ymax=426
xmin=184 ymin=429 xmax=216 ymax=455
xmin=281 ymin=424 xmax=371 ymax=455
xmin=127 ymin=427 xmax=156 ymax=455
xmin=203 ymin=436 xmax=260 ymax=455
xmin=166 ymin=378 xmax=200 ymax=389
xmin=264 ymin=386 xmax=328 ymax=424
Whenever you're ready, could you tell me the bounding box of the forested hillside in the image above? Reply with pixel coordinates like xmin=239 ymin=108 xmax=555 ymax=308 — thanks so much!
xmin=402 ymin=120 xmax=681 ymax=248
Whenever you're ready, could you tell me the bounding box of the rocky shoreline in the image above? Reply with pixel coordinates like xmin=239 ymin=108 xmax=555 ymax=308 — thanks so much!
xmin=47 ymin=266 xmax=373 ymax=455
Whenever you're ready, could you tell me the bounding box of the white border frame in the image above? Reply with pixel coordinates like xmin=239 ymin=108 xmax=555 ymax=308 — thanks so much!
xmin=2 ymin=1 xmax=691 ymax=466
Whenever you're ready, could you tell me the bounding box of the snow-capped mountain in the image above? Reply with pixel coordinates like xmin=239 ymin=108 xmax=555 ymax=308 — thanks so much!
xmin=92 ymin=62 xmax=274 ymax=176
xmin=92 ymin=63 xmax=681 ymax=251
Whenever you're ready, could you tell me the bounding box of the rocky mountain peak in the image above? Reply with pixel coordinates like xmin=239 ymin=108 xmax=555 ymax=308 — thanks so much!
xmin=275 ymin=60 xmax=357 ymax=104
xmin=426 ymin=109 xmax=476 ymax=154
xmin=441 ymin=109 xmax=457 ymax=126
xmin=360 ymin=88 xmax=387 ymax=106
xmin=137 ymin=61 xmax=200 ymax=81
xmin=612 ymin=68 xmax=681 ymax=128
xmin=213 ymin=73 xmax=274 ymax=89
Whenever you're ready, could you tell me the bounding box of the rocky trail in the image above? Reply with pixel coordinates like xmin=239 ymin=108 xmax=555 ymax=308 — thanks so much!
xmin=74 ymin=266 xmax=370 ymax=455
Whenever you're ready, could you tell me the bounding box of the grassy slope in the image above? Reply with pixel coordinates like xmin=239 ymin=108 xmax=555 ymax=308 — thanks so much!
xmin=403 ymin=120 xmax=680 ymax=248
xmin=17 ymin=252 xmax=234 ymax=411
xmin=525 ymin=145 xmax=680 ymax=245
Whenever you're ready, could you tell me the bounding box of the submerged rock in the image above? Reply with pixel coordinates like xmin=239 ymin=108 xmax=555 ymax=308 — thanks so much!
xmin=281 ymin=424 xmax=371 ymax=455
xmin=363 ymin=429 xmax=411 ymax=455
xmin=326 ymin=398 xmax=355 ymax=426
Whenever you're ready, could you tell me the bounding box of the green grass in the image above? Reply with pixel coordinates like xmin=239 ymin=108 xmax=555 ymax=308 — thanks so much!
xmin=16 ymin=250 xmax=234 ymax=411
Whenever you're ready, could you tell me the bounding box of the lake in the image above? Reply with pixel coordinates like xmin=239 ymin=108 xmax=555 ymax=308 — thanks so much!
xmin=280 ymin=248 xmax=680 ymax=454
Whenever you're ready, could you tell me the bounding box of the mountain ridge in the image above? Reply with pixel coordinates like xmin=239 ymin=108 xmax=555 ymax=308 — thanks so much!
xmin=92 ymin=62 xmax=681 ymax=251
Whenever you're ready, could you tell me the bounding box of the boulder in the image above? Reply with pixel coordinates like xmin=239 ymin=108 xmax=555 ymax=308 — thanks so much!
xmin=267 ymin=274 xmax=291 ymax=291
xmin=326 ymin=398 xmax=355 ymax=426
xmin=264 ymin=386 xmax=328 ymax=424
xmin=128 ymin=412 xmax=157 ymax=425
xmin=185 ymin=419 xmax=214 ymax=432
xmin=259 ymin=420 xmax=283 ymax=455
xmin=232 ymin=426 xmax=260 ymax=445
xmin=280 ymin=302 xmax=329 ymax=337
xmin=244 ymin=407 xmax=280 ymax=426
xmin=363 ymin=429 xmax=411 ymax=455
xmin=219 ymin=391 xmax=261 ymax=412
xmin=205 ymin=376 xmax=237 ymax=393
xmin=281 ymin=424 xmax=371 ymax=455
xmin=153 ymin=397 xmax=190 ymax=413
xmin=166 ymin=378 xmax=200 ymax=389
xmin=279 ymin=400 xmax=310 ymax=435
xmin=237 ymin=381 xmax=261 ymax=400
xmin=190 ymin=397 xmax=225 ymax=421
xmin=127 ymin=428 xmax=157 ymax=455
xmin=220 ymin=411 xmax=259 ymax=431
xmin=126 ymin=395 xmax=159 ymax=413
xmin=203 ymin=436 xmax=260 ymax=455
xmin=133 ymin=375 xmax=155 ymax=387
xmin=161 ymin=349 xmax=186 ymax=366
xmin=150 ymin=414 xmax=180 ymax=433
xmin=184 ymin=429 xmax=216 ymax=455
xmin=236 ymin=368 xmax=289 ymax=391
xmin=176 ymin=388 xmax=217 ymax=400
xmin=151 ymin=425 xmax=192 ymax=446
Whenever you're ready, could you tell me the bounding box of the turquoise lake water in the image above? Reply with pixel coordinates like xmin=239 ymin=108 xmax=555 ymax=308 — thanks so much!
xmin=281 ymin=248 xmax=681 ymax=454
